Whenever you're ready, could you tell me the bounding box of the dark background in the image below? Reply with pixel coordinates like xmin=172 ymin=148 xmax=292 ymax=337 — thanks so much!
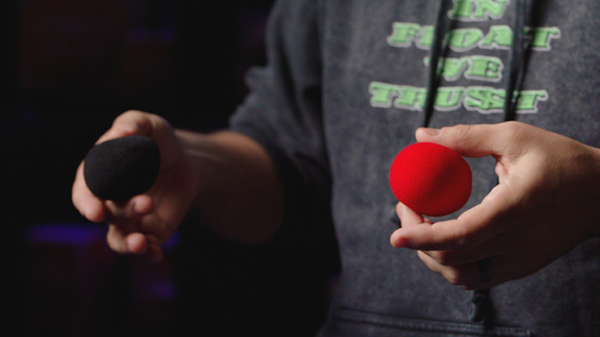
xmin=5 ymin=1 xmax=339 ymax=335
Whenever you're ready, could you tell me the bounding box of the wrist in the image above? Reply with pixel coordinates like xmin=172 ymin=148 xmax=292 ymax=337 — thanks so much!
xmin=173 ymin=129 xmax=284 ymax=243
xmin=174 ymin=129 xmax=225 ymax=214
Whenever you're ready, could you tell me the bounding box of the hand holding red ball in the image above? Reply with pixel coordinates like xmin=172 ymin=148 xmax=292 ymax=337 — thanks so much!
xmin=390 ymin=123 xmax=600 ymax=290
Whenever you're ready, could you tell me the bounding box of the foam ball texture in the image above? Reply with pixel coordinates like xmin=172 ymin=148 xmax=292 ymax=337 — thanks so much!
xmin=389 ymin=142 xmax=472 ymax=217
xmin=84 ymin=135 xmax=160 ymax=201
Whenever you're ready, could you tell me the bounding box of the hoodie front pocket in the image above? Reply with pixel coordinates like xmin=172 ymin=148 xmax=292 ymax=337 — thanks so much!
xmin=330 ymin=307 xmax=532 ymax=337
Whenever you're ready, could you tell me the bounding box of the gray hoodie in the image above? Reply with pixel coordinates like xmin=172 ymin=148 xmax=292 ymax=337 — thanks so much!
xmin=231 ymin=0 xmax=600 ymax=335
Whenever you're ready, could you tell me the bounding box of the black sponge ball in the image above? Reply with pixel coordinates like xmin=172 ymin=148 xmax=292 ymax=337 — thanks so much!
xmin=84 ymin=135 xmax=160 ymax=201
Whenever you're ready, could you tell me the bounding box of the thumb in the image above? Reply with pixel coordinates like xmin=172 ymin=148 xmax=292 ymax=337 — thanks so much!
xmin=390 ymin=202 xmax=433 ymax=248
xmin=415 ymin=122 xmax=525 ymax=159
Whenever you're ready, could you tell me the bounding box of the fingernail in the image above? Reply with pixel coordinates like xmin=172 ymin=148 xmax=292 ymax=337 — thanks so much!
xmin=397 ymin=204 xmax=404 ymax=220
xmin=421 ymin=127 xmax=441 ymax=136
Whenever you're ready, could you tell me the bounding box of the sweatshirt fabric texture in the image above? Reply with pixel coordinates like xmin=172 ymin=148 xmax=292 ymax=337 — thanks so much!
xmin=230 ymin=0 xmax=600 ymax=335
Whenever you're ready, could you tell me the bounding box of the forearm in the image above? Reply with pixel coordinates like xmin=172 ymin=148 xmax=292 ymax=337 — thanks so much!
xmin=175 ymin=129 xmax=284 ymax=244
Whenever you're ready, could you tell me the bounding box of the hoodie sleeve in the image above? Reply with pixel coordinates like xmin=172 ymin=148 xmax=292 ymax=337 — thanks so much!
xmin=229 ymin=0 xmax=333 ymax=238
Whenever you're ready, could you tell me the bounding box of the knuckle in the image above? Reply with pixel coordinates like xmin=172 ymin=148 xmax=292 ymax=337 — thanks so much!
xmin=502 ymin=120 xmax=523 ymax=130
xmin=445 ymin=269 xmax=464 ymax=285
xmin=114 ymin=110 xmax=136 ymax=123
xmin=113 ymin=110 xmax=150 ymax=130
xmin=151 ymin=115 xmax=173 ymax=135
xmin=153 ymin=114 xmax=169 ymax=126
xmin=501 ymin=121 xmax=526 ymax=140
xmin=436 ymin=251 xmax=456 ymax=266
xmin=456 ymin=124 xmax=473 ymax=140
xmin=443 ymin=124 xmax=473 ymax=147
xmin=122 ymin=110 xmax=145 ymax=118
xmin=455 ymin=235 xmax=472 ymax=250
xmin=452 ymin=226 xmax=476 ymax=250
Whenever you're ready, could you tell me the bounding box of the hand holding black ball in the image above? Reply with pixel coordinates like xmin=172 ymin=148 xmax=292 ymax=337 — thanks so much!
xmin=73 ymin=110 xmax=202 ymax=262
xmin=83 ymin=135 xmax=161 ymax=201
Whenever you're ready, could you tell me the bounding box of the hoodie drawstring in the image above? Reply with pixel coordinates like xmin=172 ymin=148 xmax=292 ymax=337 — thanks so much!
xmin=423 ymin=0 xmax=532 ymax=324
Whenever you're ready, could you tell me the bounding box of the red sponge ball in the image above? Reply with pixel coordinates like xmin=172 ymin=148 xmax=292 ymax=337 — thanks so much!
xmin=389 ymin=142 xmax=472 ymax=217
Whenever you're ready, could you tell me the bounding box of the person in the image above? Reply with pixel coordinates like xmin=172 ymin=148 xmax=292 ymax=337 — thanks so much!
xmin=73 ymin=0 xmax=600 ymax=335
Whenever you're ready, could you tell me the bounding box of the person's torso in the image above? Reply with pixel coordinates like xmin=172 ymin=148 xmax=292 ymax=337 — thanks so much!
xmin=317 ymin=0 xmax=600 ymax=335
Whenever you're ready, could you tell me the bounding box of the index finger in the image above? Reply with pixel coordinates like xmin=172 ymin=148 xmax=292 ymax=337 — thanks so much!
xmin=415 ymin=122 xmax=535 ymax=160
